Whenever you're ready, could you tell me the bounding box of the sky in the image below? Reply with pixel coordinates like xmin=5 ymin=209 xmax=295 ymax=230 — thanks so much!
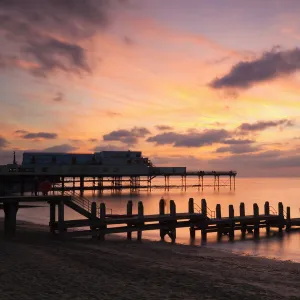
xmin=1 ymin=0 xmax=300 ymax=176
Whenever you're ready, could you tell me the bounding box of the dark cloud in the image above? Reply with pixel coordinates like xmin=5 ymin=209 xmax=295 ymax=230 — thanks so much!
xmin=103 ymin=127 xmax=151 ymax=145
xmin=44 ymin=144 xmax=78 ymax=152
xmin=156 ymin=125 xmax=174 ymax=131
xmin=53 ymin=92 xmax=64 ymax=102
xmin=0 ymin=0 xmax=126 ymax=76
xmin=210 ymin=47 xmax=300 ymax=89
xmin=14 ymin=130 xmax=28 ymax=135
xmin=216 ymin=144 xmax=261 ymax=154
xmin=147 ymin=129 xmax=230 ymax=147
xmin=238 ymin=119 xmax=294 ymax=132
xmin=16 ymin=131 xmax=58 ymax=140
xmin=0 ymin=136 xmax=9 ymax=148
xmin=24 ymin=38 xmax=90 ymax=76
xmin=222 ymin=139 xmax=254 ymax=145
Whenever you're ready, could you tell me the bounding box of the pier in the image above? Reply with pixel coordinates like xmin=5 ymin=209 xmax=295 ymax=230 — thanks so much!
xmin=1 ymin=193 xmax=300 ymax=241
xmin=45 ymin=194 xmax=299 ymax=242
xmin=0 ymin=170 xmax=237 ymax=195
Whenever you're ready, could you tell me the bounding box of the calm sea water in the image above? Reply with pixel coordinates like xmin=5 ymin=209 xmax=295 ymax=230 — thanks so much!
xmin=3 ymin=177 xmax=300 ymax=262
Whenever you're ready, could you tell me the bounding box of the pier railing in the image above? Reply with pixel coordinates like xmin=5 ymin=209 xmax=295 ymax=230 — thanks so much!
xmin=194 ymin=202 xmax=215 ymax=218
xmin=269 ymin=206 xmax=278 ymax=215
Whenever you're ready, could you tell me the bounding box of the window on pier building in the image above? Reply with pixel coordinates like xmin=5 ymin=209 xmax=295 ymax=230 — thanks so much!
xmin=52 ymin=156 xmax=57 ymax=164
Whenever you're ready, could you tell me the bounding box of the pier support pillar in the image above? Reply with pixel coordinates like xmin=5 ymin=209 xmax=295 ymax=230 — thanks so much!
xmin=137 ymin=201 xmax=144 ymax=241
xmin=99 ymin=203 xmax=106 ymax=241
xmin=159 ymin=199 xmax=166 ymax=239
xmin=253 ymin=203 xmax=259 ymax=237
xmin=20 ymin=177 xmax=25 ymax=196
xmin=264 ymin=201 xmax=270 ymax=234
xmin=169 ymin=200 xmax=176 ymax=243
xmin=3 ymin=201 xmax=19 ymax=237
xmin=240 ymin=202 xmax=246 ymax=237
xmin=80 ymin=176 xmax=84 ymax=195
xmin=278 ymin=202 xmax=284 ymax=233
xmin=286 ymin=207 xmax=291 ymax=232
xmin=127 ymin=200 xmax=133 ymax=240
xmin=188 ymin=198 xmax=195 ymax=239
xmin=229 ymin=205 xmax=235 ymax=240
xmin=91 ymin=202 xmax=97 ymax=238
xmin=61 ymin=176 xmax=65 ymax=191
xmin=201 ymin=199 xmax=207 ymax=241
xmin=58 ymin=200 xmax=65 ymax=236
xmin=49 ymin=202 xmax=56 ymax=233
xmin=216 ymin=204 xmax=222 ymax=240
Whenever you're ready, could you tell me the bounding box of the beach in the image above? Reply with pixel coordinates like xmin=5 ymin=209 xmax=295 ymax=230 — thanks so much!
xmin=0 ymin=220 xmax=299 ymax=300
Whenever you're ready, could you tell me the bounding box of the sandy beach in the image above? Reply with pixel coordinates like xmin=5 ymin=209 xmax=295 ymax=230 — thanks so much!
xmin=0 ymin=220 xmax=300 ymax=300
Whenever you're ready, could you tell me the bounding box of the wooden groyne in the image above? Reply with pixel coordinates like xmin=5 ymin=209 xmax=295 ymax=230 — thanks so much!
xmin=48 ymin=197 xmax=300 ymax=242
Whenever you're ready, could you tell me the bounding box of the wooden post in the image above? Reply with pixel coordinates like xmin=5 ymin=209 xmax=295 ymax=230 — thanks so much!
xmin=20 ymin=177 xmax=25 ymax=196
xmin=278 ymin=202 xmax=284 ymax=233
xmin=286 ymin=206 xmax=291 ymax=232
xmin=80 ymin=176 xmax=84 ymax=193
xmin=127 ymin=200 xmax=133 ymax=240
xmin=91 ymin=202 xmax=97 ymax=238
xmin=159 ymin=199 xmax=165 ymax=239
xmin=61 ymin=176 xmax=65 ymax=191
xmin=253 ymin=203 xmax=259 ymax=237
xmin=201 ymin=199 xmax=207 ymax=241
xmin=188 ymin=198 xmax=194 ymax=214
xmin=137 ymin=201 xmax=144 ymax=241
xmin=169 ymin=200 xmax=176 ymax=243
xmin=3 ymin=202 xmax=19 ymax=237
xmin=188 ymin=198 xmax=195 ymax=239
xmin=216 ymin=204 xmax=222 ymax=240
xmin=49 ymin=202 xmax=56 ymax=233
xmin=229 ymin=205 xmax=234 ymax=240
xmin=201 ymin=198 xmax=207 ymax=217
xmin=99 ymin=203 xmax=106 ymax=240
xmin=240 ymin=202 xmax=246 ymax=236
xmin=264 ymin=201 xmax=270 ymax=234
xmin=58 ymin=200 xmax=65 ymax=236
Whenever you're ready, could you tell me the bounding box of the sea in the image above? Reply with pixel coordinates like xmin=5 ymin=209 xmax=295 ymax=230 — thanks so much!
xmin=3 ymin=177 xmax=300 ymax=262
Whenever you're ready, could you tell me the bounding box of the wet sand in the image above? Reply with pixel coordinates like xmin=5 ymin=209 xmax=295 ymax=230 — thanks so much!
xmin=0 ymin=220 xmax=300 ymax=300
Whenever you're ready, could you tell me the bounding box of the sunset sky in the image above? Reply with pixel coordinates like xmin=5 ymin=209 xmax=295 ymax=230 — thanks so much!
xmin=1 ymin=0 xmax=300 ymax=176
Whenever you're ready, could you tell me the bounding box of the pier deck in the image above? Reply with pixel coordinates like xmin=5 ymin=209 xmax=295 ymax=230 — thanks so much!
xmin=0 ymin=170 xmax=237 ymax=194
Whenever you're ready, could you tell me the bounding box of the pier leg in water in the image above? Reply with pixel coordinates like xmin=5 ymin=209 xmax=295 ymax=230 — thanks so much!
xmin=278 ymin=202 xmax=284 ymax=233
xmin=58 ymin=200 xmax=65 ymax=238
xmin=253 ymin=203 xmax=259 ymax=238
xmin=3 ymin=201 xmax=19 ymax=237
xmin=229 ymin=205 xmax=235 ymax=241
xmin=90 ymin=202 xmax=97 ymax=239
xmin=137 ymin=201 xmax=144 ymax=241
xmin=201 ymin=199 xmax=207 ymax=241
xmin=127 ymin=200 xmax=133 ymax=240
xmin=264 ymin=201 xmax=270 ymax=235
xmin=286 ymin=207 xmax=291 ymax=232
xmin=99 ymin=203 xmax=106 ymax=241
xmin=169 ymin=200 xmax=176 ymax=243
xmin=240 ymin=202 xmax=246 ymax=238
xmin=216 ymin=204 xmax=222 ymax=241
xmin=49 ymin=202 xmax=56 ymax=233
xmin=159 ymin=199 xmax=166 ymax=240
xmin=188 ymin=198 xmax=195 ymax=239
